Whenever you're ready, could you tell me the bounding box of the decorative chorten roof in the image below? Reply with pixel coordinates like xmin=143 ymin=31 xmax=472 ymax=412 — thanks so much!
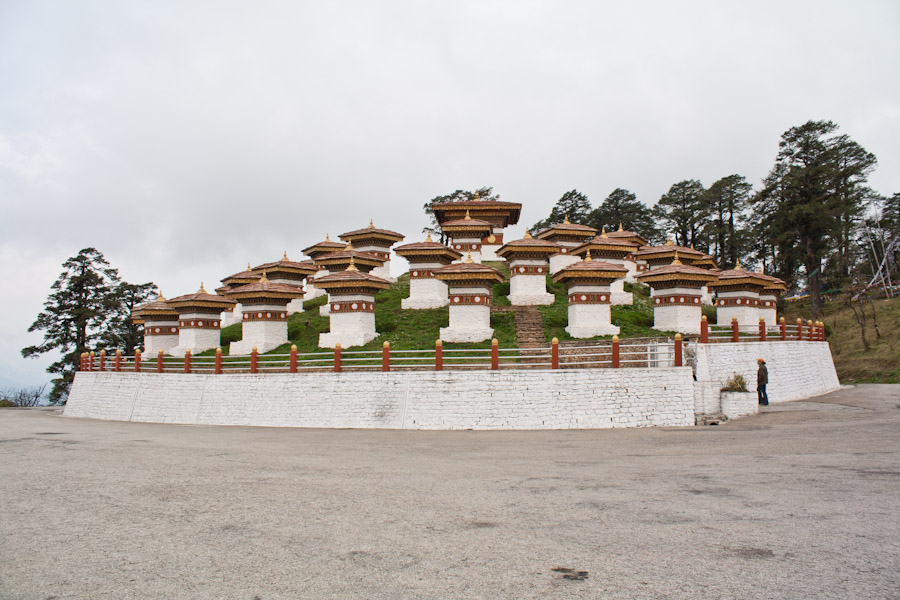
xmin=496 ymin=232 xmax=562 ymax=259
xmin=339 ymin=220 xmax=405 ymax=244
xmin=314 ymin=241 xmax=388 ymax=272
xmin=534 ymin=215 xmax=598 ymax=242
xmin=302 ymin=235 xmax=348 ymax=258
xmin=433 ymin=254 xmax=504 ymax=285
xmin=571 ymin=228 xmax=640 ymax=259
xmin=707 ymin=259 xmax=771 ymax=290
xmin=221 ymin=264 xmax=262 ymax=289
xmin=394 ymin=233 xmax=463 ymax=263
xmin=252 ymin=251 xmax=319 ymax=278
xmin=551 ymin=251 xmax=628 ymax=285
xmin=138 ymin=294 xmax=177 ymax=319
xmin=430 ymin=193 xmax=522 ymax=228
xmin=168 ymin=283 xmax=237 ymax=310
xmin=224 ymin=273 xmax=304 ymax=302
xmin=312 ymin=258 xmax=392 ymax=292
xmin=439 ymin=210 xmax=494 ymax=236
xmin=636 ymin=253 xmax=720 ymax=287
xmin=631 ymin=236 xmax=710 ymax=265
xmin=604 ymin=223 xmax=650 ymax=247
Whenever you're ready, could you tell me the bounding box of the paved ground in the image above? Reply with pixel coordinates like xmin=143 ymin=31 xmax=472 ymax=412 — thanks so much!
xmin=1 ymin=385 xmax=899 ymax=599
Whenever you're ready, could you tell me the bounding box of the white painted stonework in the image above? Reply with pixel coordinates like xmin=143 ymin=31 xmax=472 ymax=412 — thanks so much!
xmin=610 ymin=279 xmax=633 ymax=306
xmin=143 ymin=328 xmax=179 ymax=356
xmin=65 ymin=367 xmax=696 ymax=429
xmin=508 ymin=258 xmax=553 ymax=305
xmin=720 ymin=392 xmax=759 ymax=420
xmin=402 ymin=274 xmax=449 ymax=310
xmin=758 ymin=293 xmax=777 ymax=326
xmin=549 ymin=252 xmax=580 ymax=275
xmin=716 ymin=290 xmax=760 ymax=328
xmin=229 ymin=303 xmax=291 ymax=355
xmin=449 ymin=235 xmax=483 ymax=263
xmin=170 ymin=311 xmax=222 ymax=357
xmin=319 ymin=298 xmax=331 ymax=316
xmin=305 ymin=269 xmax=328 ymax=299
xmin=700 ymin=286 xmax=713 ymax=306
xmin=440 ymin=301 xmax=492 ymax=343
xmin=318 ymin=293 xmax=378 ymax=348
xmin=565 ymin=283 xmax=618 ymax=338
xmin=650 ymin=286 xmax=705 ymax=334
xmin=286 ymin=298 xmax=304 ymax=315
xmin=221 ymin=304 xmax=242 ymax=327
xmin=623 ymin=259 xmax=639 ymax=283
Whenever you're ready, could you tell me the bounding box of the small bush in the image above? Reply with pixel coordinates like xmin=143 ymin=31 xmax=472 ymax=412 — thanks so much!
xmin=721 ymin=373 xmax=749 ymax=392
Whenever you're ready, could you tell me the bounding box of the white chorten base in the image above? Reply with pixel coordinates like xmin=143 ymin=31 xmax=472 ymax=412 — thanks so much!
xmin=700 ymin=286 xmax=713 ymax=306
xmin=481 ymin=245 xmax=501 ymax=262
xmin=319 ymin=330 xmax=377 ymax=349
xmin=370 ymin=264 xmax=395 ymax=283
xmin=306 ymin=271 xmax=328 ymax=299
xmin=143 ymin=334 xmax=179 ymax=356
xmin=509 ymin=274 xmax=554 ymax=306
xmin=565 ymin=303 xmax=619 ymax=338
xmin=759 ymin=308 xmax=777 ymax=327
xmin=170 ymin=329 xmax=221 ymax=357
xmin=440 ymin=304 xmax=492 ymax=343
xmin=319 ymin=304 xmax=330 ymax=316
xmin=623 ymin=260 xmax=639 ymax=283
xmin=286 ymin=298 xmax=304 ymax=315
xmin=610 ymin=279 xmax=633 ymax=306
xmin=402 ymin=278 xmax=449 ymax=310
xmin=221 ymin=304 xmax=243 ymax=327
xmin=652 ymin=305 xmax=703 ymax=335
xmin=549 ymin=253 xmax=580 ymax=275
xmin=319 ymin=310 xmax=377 ymax=349
xmin=717 ymin=306 xmax=759 ymax=328
xmin=229 ymin=321 xmax=289 ymax=355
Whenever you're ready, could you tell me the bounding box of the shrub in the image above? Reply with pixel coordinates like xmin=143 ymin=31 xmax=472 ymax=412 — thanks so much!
xmin=721 ymin=373 xmax=749 ymax=392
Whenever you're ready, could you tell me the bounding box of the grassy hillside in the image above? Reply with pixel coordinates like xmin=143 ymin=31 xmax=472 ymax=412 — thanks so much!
xmin=782 ymin=296 xmax=899 ymax=383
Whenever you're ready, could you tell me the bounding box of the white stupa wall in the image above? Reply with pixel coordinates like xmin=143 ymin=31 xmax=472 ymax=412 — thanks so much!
xmin=286 ymin=298 xmax=305 ymax=315
xmin=759 ymin=293 xmax=778 ymax=326
xmin=440 ymin=284 xmax=493 ymax=342
xmin=715 ymin=290 xmax=760 ymax=328
xmin=221 ymin=303 xmax=243 ymax=327
xmin=318 ymin=293 xmax=378 ymax=348
xmin=650 ymin=286 xmax=705 ymax=334
xmin=171 ymin=311 xmax=223 ymax=357
xmin=305 ymin=268 xmax=328 ymax=299
xmin=142 ymin=319 xmax=180 ymax=355
xmin=403 ymin=261 xmax=450 ymax=309
xmin=549 ymin=252 xmax=580 ymax=275
xmin=480 ymin=226 xmax=505 ymax=261
xmin=449 ymin=235 xmax=483 ymax=264
xmin=229 ymin=303 xmax=290 ymax=355
xmin=508 ymin=258 xmax=553 ymax=306
xmin=623 ymin=259 xmax=639 ymax=283
xmin=565 ymin=283 xmax=618 ymax=338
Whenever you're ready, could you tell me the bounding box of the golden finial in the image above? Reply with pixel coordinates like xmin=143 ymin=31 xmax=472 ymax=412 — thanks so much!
xmin=524 ymin=231 xmax=533 ymax=239
xmin=260 ymin=271 xmax=268 ymax=282
xmin=464 ymin=209 xmax=471 ymax=220
xmin=690 ymin=243 xmax=695 ymax=249
xmin=346 ymin=240 xmax=354 ymax=250
xmin=369 ymin=218 xmax=374 ymax=228
xmin=665 ymin=235 xmax=674 ymax=246
xmin=585 ymin=250 xmax=592 ymax=262
xmin=347 ymin=256 xmax=358 ymax=271
xmin=758 ymin=264 xmax=764 ymax=274
xmin=283 ymin=250 xmax=289 ymax=260
xmin=618 ymin=222 xmax=623 ymax=231
xmin=672 ymin=250 xmax=682 ymax=265
xmin=601 ymin=226 xmax=608 ymax=238
xmin=325 ymin=233 xmax=331 ymax=241
xmin=465 ymin=252 xmax=474 ymax=264
xmin=198 ymin=282 xmax=206 ymax=293
xmin=157 ymin=290 xmax=166 ymax=301
xmin=564 ymin=214 xmax=570 ymax=224
xmin=425 ymin=231 xmax=433 ymax=242
xmin=474 ymin=191 xmax=481 ymax=201
xmin=247 ymin=262 xmax=252 ymax=270
xmin=736 ymin=258 xmax=742 ymax=270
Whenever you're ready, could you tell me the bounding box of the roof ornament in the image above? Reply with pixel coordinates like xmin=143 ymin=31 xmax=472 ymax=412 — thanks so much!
xmin=247 ymin=262 xmax=252 ymax=270
xmin=198 ymin=282 xmax=206 ymax=294
xmin=672 ymin=251 xmax=682 ymax=265
xmin=260 ymin=271 xmax=268 ymax=282
xmin=601 ymin=226 xmax=608 ymax=238
xmin=369 ymin=218 xmax=374 ymax=228
xmin=347 ymin=256 xmax=358 ymax=271
xmin=157 ymin=289 xmax=166 ymax=302
xmin=474 ymin=191 xmax=480 ymax=201
xmin=464 ymin=209 xmax=472 ymax=220
xmin=465 ymin=252 xmax=474 ymax=264
xmin=283 ymin=250 xmax=289 ymax=260
xmin=665 ymin=235 xmax=674 ymax=246
xmin=585 ymin=250 xmax=592 ymax=262
xmin=325 ymin=233 xmax=330 ymax=241
xmin=758 ymin=264 xmax=765 ymax=274
xmin=524 ymin=231 xmax=533 ymax=239
xmin=618 ymin=222 xmax=623 ymax=231
xmin=564 ymin=214 xmax=570 ymax=224
xmin=425 ymin=231 xmax=433 ymax=242
xmin=346 ymin=240 xmax=354 ymax=250
xmin=736 ymin=257 xmax=742 ymax=270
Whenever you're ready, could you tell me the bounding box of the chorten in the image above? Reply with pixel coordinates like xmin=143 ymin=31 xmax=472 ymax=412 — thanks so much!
xmin=570 ymin=227 xmax=641 ymax=305
xmin=534 ymin=215 xmax=598 ymax=274
xmin=631 ymin=236 xmax=713 ymax=269
xmin=137 ymin=292 xmax=179 ymax=355
xmin=551 ymin=252 xmax=628 ymax=338
xmin=439 ymin=210 xmax=493 ymax=264
xmin=433 ymin=255 xmax=504 ymax=342
xmin=313 ymin=242 xmax=389 ymax=316
xmin=496 ymin=233 xmax=560 ymax=306
xmin=708 ymin=260 xmax=771 ymax=328
xmin=339 ymin=220 xmax=405 ymax=282
xmin=218 ymin=264 xmax=262 ymax=326
xmin=755 ymin=267 xmax=787 ymax=326
xmin=224 ymin=273 xmax=305 ymax=355
xmin=251 ymin=251 xmax=317 ymax=315
xmin=393 ymin=233 xmax=462 ymax=309
xmin=167 ymin=284 xmax=236 ymax=356
xmin=301 ymin=235 xmax=348 ymax=299
xmin=430 ymin=192 xmax=522 ymax=261
xmin=636 ymin=253 xmax=719 ymax=334
xmin=313 ymin=258 xmax=392 ymax=348
xmin=604 ymin=223 xmax=649 ymax=248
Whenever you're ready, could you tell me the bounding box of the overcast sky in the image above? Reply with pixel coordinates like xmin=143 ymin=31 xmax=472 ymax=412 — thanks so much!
xmin=1 ymin=1 xmax=898 ymax=388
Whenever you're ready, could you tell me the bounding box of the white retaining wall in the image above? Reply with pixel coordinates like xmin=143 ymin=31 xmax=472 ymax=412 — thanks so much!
xmin=65 ymin=367 xmax=696 ymax=430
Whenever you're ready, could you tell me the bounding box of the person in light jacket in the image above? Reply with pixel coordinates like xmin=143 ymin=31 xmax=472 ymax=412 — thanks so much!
xmin=757 ymin=358 xmax=769 ymax=406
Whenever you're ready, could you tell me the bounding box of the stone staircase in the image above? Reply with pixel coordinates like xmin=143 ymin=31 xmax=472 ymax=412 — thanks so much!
xmin=512 ymin=306 xmax=546 ymax=348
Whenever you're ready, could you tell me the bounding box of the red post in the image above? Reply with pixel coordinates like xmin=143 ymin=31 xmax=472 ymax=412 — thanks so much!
xmin=184 ymin=349 xmax=192 ymax=374
xmin=99 ymin=349 xmax=106 ymax=371
xmin=157 ymin=350 xmax=164 ymax=373
xmin=808 ymin=320 xmax=814 ymax=342
xmin=551 ymin=337 xmax=559 ymax=370
xmin=215 ymin=348 xmax=223 ymax=374
xmin=334 ymin=344 xmax=342 ymax=373
xmin=79 ymin=352 xmax=86 ymax=372
xmin=612 ymin=335 xmax=620 ymax=368
xmin=490 ymin=338 xmax=499 ymax=370
xmin=114 ymin=349 xmax=122 ymax=372
xmin=819 ymin=321 xmax=826 ymax=341
xmin=250 ymin=347 xmax=258 ymax=374
xmin=700 ymin=315 xmax=709 ymax=344
xmin=88 ymin=351 xmax=95 ymax=371
xmin=674 ymin=333 xmax=683 ymax=367
xmin=435 ymin=339 xmax=443 ymax=371
xmin=382 ymin=341 xmax=390 ymax=372
xmin=796 ymin=318 xmax=803 ymax=341
xmin=290 ymin=344 xmax=298 ymax=373
xmin=759 ymin=318 xmax=766 ymax=342
xmin=731 ymin=317 xmax=739 ymax=343
xmin=134 ymin=349 xmax=141 ymax=372
xmin=780 ymin=317 xmax=786 ymax=341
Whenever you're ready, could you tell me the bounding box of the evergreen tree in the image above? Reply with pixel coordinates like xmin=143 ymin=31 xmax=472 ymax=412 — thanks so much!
xmin=652 ymin=179 xmax=708 ymax=247
xmin=22 ymin=248 xmax=124 ymax=402
xmin=703 ymin=175 xmax=751 ymax=269
xmin=423 ymin=186 xmax=499 ymax=243
xmin=586 ymin=188 xmax=659 ymax=241
xmin=103 ymin=281 xmax=158 ymax=354
xmin=530 ymin=189 xmax=592 ymax=232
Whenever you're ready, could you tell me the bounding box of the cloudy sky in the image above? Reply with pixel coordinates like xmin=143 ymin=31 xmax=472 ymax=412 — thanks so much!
xmin=1 ymin=1 xmax=898 ymax=388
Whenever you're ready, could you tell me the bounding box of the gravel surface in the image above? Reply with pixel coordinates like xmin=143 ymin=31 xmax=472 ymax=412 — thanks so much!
xmin=1 ymin=384 xmax=899 ymax=599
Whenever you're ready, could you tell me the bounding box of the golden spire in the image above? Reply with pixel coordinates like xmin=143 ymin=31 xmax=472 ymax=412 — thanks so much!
xmin=465 ymin=252 xmax=474 ymax=264
xmin=672 ymin=251 xmax=682 ymax=265
xmin=369 ymin=218 xmax=374 ymax=228
xmin=474 ymin=191 xmax=481 ymax=201
xmin=347 ymin=256 xmax=358 ymax=271
xmin=618 ymin=222 xmax=623 ymax=231
xmin=758 ymin=264 xmax=764 ymax=274
xmin=665 ymin=235 xmax=674 ymax=246
xmin=585 ymin=250 xmax=592 ymax=262
xmin=690 ymin=243 xmax=695 ymax=249
xmin=346 ymin=240 xmax=354 ymax=250
xmin=283 ymin=250 xmax=289 ymax=260
xmin=198 ymin=282 xmax=206 ymax=293
xmin=524 ymin=231 xmax=533 ymax=239
xmin=325 ymin=233 xmax=331 ymax=241
xmin=736 ymin=257 xmax=742 ymax=270
xmin=425 ymin=231 xmax=433 ymax=242
xmin=564 ymin=214 xmax=570 ymax=224
xmin=464 ymin=209 xmax=471 ymax=220
xmin=247 ymin=262 xmax=252 ymax=270
xmin=260 ymin=271 xmax=268 ymax=282
xmin=157 ymin=290 xmax=166 ymax=302
xmin=601 ymin=226 xmax=608 ymax=238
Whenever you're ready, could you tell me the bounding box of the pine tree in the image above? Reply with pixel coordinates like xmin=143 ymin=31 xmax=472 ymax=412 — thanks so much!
xmin=586 ymin=188 xmax=659 ymax=241
xmin=703 ymin=175 xmax=752 ymax=269
xmin=530 ymin=190 xmax=592 ymax=232
xmin=103 ymin=281 xmax=158 ymax=354
xmin=652 ymin=180 xmax=708 ymax=247
xmin=22 ymin=248 xmax=124 ymax=402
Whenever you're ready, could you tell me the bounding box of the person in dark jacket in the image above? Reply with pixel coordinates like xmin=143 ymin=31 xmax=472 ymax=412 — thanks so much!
xmin=757 ymin=358 xmax=769 ymax=405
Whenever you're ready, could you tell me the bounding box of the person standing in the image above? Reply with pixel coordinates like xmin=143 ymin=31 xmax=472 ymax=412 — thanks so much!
xmin=757 ymin=358 xmax=769 ymax=406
